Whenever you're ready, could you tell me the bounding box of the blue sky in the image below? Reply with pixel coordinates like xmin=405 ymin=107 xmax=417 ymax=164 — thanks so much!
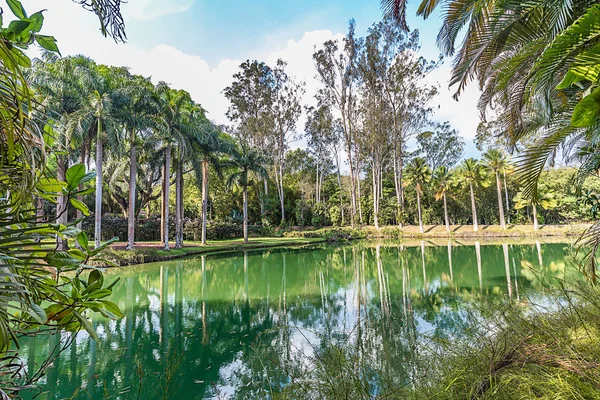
xmin=23 ymin=0 xmax=481 ymax=159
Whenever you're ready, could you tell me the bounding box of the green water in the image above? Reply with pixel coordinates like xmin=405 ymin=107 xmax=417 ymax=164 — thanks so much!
xmin=21 ymin=240 xmax=574 ymax=399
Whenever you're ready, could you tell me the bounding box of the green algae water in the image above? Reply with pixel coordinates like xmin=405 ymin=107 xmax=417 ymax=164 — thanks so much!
xmin=20 ymin=240 xmax=575 ymax=399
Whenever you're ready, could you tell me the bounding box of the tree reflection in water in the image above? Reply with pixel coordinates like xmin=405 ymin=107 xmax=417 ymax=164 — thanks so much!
xmin=17 ymin=240 xmax=575 ymax=399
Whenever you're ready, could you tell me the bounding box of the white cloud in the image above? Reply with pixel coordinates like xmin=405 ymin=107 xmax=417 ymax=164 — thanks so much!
xmin=123 ymin=0 xmax=195 ymax=20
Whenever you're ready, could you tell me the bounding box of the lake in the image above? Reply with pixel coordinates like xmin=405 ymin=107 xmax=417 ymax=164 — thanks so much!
xmin=21 ymin=239 xmax=576 ymax=399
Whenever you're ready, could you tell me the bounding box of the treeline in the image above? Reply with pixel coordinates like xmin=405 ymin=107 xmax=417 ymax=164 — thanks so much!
xmin=30 ymin=16 xmax=600 ymax=249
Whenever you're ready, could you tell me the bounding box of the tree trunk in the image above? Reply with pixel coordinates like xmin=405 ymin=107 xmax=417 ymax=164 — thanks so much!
xmin=175 ymin=150 xmax=183 ymax=249
xmin=496 ymin=172 xmax=506 ymax=230
xmin=532 ymin=203 xmax=539 ymax=231
xmin=335 ymin=151 xmax=344 ymax=226
xmin=56 ymin=154 xmax=68 ymax=250
xmin=416 ymin=186 xmax=423 ymax=234
xmin=201 ymin=157 xmax=209 ymax=245
xmin=94 ymin=120 xmax=103 ymax=249
xmin=470 ymin=182 xmax=478 ymax=232
xmin=315 ymin=157 xmax=319 ymax=204
xmin=126 ymin=128 xmax=136 ymax=250
xmin=503 ymin=170 xmax=510 ymax=224
xmin=243 ymin=182 xmax=249 ymax=244
xmin=372 ymin=164 xmax=379 ymax=229
xmin=443 ymin=192 xmax=450 ymax=232
xmin=278 ymin=162 xmax=285 ymax=225
xmin=76 ymin=144 xmax=87 ymax=231
xmin=162 ymin=144 xmax=171 ymax=251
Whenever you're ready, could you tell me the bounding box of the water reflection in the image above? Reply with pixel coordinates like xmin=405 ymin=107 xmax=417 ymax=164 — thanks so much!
xmin=19 ymin=240 xmax=575 ymax=399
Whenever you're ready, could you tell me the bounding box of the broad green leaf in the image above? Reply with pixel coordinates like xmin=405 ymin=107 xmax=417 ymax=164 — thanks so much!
xmin=36 ymin=177 xmax=66 ymax=193
xmin=66 ymin=164 xmax=86 ymax=191
xmin=572 ymin=86 xmax=600 ymax=127
xmin=27 ymin=303 xmax=46 ymax=324
xmin=88 ymin=269 xmax=102 ymax=286
xmin=106 ymin=277 xmax=121 ymax=290
xmin=35 ymin=34 xmax=59 ymax=53
xmin=6 ymin=0 xmax=26 ymax=19
xmin=28 ymin=11 xmax=43 ymax=32
xmin=86 ymin=289 xmax=112 ymax=299
xmin=7 ymin=19 xmax=30 ymax=35
xmin=73 ymin=311 xmax=98 ymax=341
xmin=10 ymin=47 xmax=31 ymax=67
xmin=67 ymin=248 xmax=86 ymax=261
xmin=99 ymin=301 xmax=123 ymax=318
xmin=76 ymin=232 xmax=89 ymax=251
xmin=70 ymin=198 xmax=90 ymax=216
xmin=556 ymin=70 xmax=585 ymax=90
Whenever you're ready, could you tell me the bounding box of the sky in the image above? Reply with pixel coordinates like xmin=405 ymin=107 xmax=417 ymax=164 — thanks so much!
xmin=22 ymin=0 xmax=483 ymax=158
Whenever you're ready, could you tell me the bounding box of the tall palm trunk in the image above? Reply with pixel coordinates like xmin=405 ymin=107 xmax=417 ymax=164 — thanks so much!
xmin=162 ymin=144 xmax=171 ymax=251
xmin=416 ymin=185 xmax=424 ymax=234
xmin=201 ymin=157 xmax=209 ymax=245
xmin=94 ymin=119 xmax=103 ymax=249
xmin=175 ymin=150 xmax=183 ymax=249
xmin=243 ymin=181 xmax=249 ymax=244
xmin=495 ymin=172 xmax=506 ymax=229
xmin=503 ymin=170 xmax=510 ymax=224
xmin=76 ymin=144 xmax=87 ymax=231
xmin=532 ymin=203 xmax=539 ymax=231
xmin=470 ymin=182 xmax=478 ymax=232
xmin=443 ymin=192 xmax=450 ymax=232
xmin=56 ymin=154 xmax=68 ymax=250
xmin=126 ymin=128 xmax=136 ymax=250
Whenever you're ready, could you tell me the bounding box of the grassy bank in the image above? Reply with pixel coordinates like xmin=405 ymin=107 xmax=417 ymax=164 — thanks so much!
xmin=102 ymin=237 xmax=325 ymax=267
xmin=284 ymin=223 xmax=591 ymax=240
xmin=102 ymin=224 xmax=587 ymax=267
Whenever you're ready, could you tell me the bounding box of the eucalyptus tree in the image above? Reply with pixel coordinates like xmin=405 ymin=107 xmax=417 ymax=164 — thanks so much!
xmin=432 ymin=166 xmax=453 ymax=232
xmin=223 ymin=60 xmax=275 ymax=217
xmin=483 ymin=149 xmax=508 ymax=229
xmin=271 ymin=59 xmax=305 ymax=225
xmin=405 ymin=157 xmax=431 ymax=234
xmin=417 ymin=122 xmax=464 ymax=171
xmin=357 ymin=28 xmax=392 ymax=229
xmin=366 ymin=18 xmax=438 ymax=223
xmin=226 ymin=145 xmax=267 ymax=243
xmin=305 ymin=105 xmax=337 ymax=205
xmin=313 ymin=20 xmax=361 ymax=226
xmin=454 ymin=158 xmax=489 ymax=232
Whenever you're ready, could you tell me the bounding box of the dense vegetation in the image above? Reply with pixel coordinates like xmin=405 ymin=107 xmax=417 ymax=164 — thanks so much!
xmin=26 ymin=17 xmax=600 ymax=256
xmin=1 ymin=0 xmax=600 ymax=397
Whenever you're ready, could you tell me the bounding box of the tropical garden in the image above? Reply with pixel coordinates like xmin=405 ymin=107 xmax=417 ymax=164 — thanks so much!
xmin=2 ymin=0 xmax=600 ymax=398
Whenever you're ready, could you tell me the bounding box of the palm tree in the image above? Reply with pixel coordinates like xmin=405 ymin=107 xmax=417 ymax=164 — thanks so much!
xmin=154 ymin=84 xmax=195 ymax=250
xmin=483 ymin=149 xmax=508 ymax=229
xmin=28 ymin=54 xmax=94 ymax=248
xmin=115 ymin=73 xmax=156 ymax=250
xmin=432 ymin=166 xmax=453 ymax=232
xmin=192 ymin=124 xmax=232 ymax=245
xmin=514 ymin=185 xmax=558 ymax=231
xmin=65 ymin=64 xmax=125 ymax=248
xmin=454 ymin=158 xmax=489 ymax=232
xmin=226 ymin=145 xmax=267 ymax=243
xmin=405 ymin=157 xmax=431 ymax=234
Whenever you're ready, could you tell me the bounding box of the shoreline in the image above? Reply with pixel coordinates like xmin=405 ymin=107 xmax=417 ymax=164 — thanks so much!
xmin=100 ymin=223 xmax=589 ymax=267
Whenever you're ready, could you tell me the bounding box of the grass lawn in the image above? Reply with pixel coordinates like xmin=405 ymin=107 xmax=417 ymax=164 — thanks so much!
xmin=103 ymin=237 xmax=326 ymax=266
